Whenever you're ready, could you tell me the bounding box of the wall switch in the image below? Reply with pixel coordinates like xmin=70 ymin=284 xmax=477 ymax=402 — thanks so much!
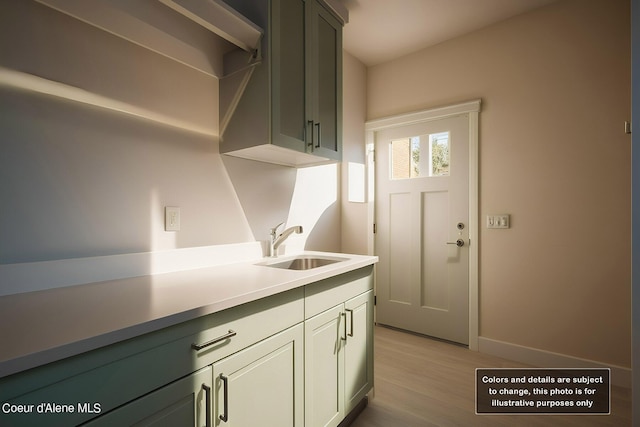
xmin=486 ymin=214 xmax=510 ymax=229
xmin=165 ymin=206 xmax=181 ymax=231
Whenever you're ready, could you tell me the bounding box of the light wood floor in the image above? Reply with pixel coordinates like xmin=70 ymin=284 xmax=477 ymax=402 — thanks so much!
xmin=351 ymin=326 xmax=632 ymax=427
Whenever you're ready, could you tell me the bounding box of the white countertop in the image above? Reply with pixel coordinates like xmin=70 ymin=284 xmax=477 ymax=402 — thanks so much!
xmin=0 ymin=251 xmax=377 ymax=378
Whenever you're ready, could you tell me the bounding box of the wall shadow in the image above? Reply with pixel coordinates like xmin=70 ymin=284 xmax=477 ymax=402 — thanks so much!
xmin=221 ymin=155 xmax=298 ymax=245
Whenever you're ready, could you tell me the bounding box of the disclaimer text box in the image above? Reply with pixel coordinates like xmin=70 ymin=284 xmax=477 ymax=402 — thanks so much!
xmin=476 ymin=368 xmax=610 ymax=415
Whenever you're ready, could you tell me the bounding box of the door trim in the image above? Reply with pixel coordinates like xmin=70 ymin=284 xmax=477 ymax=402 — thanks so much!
xmin=365 ymin=99 xmax=481 ymax=350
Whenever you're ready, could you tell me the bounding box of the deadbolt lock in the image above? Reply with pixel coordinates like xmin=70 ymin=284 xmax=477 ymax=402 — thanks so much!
xmin=457 ymin=222 xmax=465 ymax=230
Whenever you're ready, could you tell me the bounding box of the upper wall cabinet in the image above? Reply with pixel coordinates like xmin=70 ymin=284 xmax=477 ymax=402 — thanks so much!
xmin=220 ymin=0 xmax=344 ymax=167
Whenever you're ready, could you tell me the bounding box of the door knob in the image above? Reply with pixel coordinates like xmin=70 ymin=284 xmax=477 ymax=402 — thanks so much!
xmin=446 ymin=239 xmax=465 ymax=247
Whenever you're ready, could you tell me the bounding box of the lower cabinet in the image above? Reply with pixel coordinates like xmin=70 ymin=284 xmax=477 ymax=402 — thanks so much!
xmin=0 ymin=266 xmax=374 ymax=427
xmin=84 ymin=324 xmax=304 ymax=427
xmin=304 ymin=289 xmax=374 ymax=427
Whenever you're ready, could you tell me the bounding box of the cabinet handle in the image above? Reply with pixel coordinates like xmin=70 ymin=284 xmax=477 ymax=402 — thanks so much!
xmin=202 ymin=384 xmax=211 ymax=427
xmin=315 ymin=122 xmax=321 ymax=148
xmin=219 ymin=374 xmax=229 ymax=423
xmin=307 ymin=120 xmax=315 ymax=148
xmin=341 ymin=312 xmax=347 ymax=341
xmin=191 ymin=330 xmax=236 ymax=351
xmin=345 ymin=308 xmax=354 ymax=337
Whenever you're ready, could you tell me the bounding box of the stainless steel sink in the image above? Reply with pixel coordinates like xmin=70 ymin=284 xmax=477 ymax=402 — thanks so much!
xmin=258 ymin=255 xmax=347 ymax=270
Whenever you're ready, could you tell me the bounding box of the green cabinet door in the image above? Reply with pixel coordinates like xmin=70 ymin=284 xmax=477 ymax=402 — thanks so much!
xmin=273 ymin=0 xmax=342 ymax=160
xmin=304 ymin=290 xmax=374 ymax=427
xmin=344 ymin=290 xmax=374 ymax=414
xmin=306 ymin=0 xmax=343 ymax=161
xmin=212 ymin=324 xmax=304 ymax=427
xmin=271 ymin=0 xmax=307 ymax=152
xmin=304 ymin=304 xmax=345 ymax=427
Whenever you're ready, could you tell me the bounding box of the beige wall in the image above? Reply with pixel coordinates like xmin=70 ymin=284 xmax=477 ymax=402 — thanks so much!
xmin=367 ymin=0 xmax=631 ymax=367
xmin=0 ymin=0 xmax=341 ymax=268
xmin=0 ymin=0 xmax=251 ymax=264
xmin=341 ymin=52 xmax=369 ymax=255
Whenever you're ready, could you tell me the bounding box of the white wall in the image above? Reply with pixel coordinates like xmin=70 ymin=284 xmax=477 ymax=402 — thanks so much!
xmin=340 ymin=51 xmax=369 ymax=255
xmin=0 ymin=1 xmax=341 ymax=279
xmin=0 ymin=0 xmax=252 ymax=265
xmin=223 ymin=155 xmax=342 ymax=255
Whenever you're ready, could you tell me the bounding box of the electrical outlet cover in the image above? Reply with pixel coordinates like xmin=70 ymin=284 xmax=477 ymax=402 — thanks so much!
xmin=165 ymin=206 xmax=181 ymax=231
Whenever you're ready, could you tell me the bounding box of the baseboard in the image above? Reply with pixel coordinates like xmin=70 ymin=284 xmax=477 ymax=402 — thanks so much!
xmin=338 ymin=396 xmax=369 ymax=427
xmin=478 ymin=336 xmax=632 ymax=389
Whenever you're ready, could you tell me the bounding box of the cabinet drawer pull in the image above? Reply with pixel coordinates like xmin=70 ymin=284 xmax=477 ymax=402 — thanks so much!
xmin=202 ymin=384 xmax=212 ymax=427
xmin=191 ymin=330 xmax=237 ymax=351
xmin=219 ymin=374 xmax=229 ymax=423
xmin=345 ymin=308 xmax=354 ymax=337
xmin=341 ymin=312 xmax=347 ymax=341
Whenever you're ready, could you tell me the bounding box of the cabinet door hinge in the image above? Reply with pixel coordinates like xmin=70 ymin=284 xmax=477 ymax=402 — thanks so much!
xmin=374 ymin=295 xmax=377 ymax=306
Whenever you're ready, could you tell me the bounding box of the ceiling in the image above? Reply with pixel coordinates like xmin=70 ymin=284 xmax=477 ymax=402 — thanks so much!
xmin=338 ymin=0 xmax=558 ymax=66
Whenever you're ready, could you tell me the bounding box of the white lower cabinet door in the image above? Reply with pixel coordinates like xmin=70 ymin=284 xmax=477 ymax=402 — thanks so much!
xmin=212 ymin=323 xmax=304 ymax=427
xmin=304 ymin=304 xmax=345 ymax=427
xmin=344 ymin=290 xmax=374 ymax=413
xmin=82 ymin=366 xmax=212 ymax=427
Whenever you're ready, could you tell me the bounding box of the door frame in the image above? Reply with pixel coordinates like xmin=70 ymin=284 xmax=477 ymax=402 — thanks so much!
xmin=365 ymin=99 xmax=481 ymax=350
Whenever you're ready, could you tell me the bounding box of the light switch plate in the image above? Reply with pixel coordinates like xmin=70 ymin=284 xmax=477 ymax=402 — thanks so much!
xmin=165 ymin=206 xmax=181 ymax=231
xmin=487 ymin=214 xmax=510 ymax=229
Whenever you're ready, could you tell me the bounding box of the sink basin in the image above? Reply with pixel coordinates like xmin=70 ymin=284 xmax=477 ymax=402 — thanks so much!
xmin=259 ymin=255 xmax=347 ymax=271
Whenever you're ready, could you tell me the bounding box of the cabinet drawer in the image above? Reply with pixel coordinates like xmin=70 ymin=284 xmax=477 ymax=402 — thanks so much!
xmin=0 ymin=288 xmax=303 ymax=427
xmin=304 ymin=266 xmax=373 ymax=320
xmin=187 ymin=288 xmax=303 ymax=368
xmin=82 ymin=366 xmax=212 ymax=427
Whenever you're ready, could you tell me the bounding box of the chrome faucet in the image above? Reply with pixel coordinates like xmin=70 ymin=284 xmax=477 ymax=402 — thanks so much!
xmin=269 ymin=222 xmax=303 ymax=257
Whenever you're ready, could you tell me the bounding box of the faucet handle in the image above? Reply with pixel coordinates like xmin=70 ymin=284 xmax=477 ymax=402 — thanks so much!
xmin=270 ymin=222 xmax=285 ymax=236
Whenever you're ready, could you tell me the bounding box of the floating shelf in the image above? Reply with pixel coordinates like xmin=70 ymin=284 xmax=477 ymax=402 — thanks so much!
xmin=158 ymin=0 xmax=263 ymax=53
xmin=0 ymin=67 xmax=217 ymax=138
xmin=35 ymin=0 xmax=263 ymax=78
xmin=32 ymin=0 xmax=265 ymax=137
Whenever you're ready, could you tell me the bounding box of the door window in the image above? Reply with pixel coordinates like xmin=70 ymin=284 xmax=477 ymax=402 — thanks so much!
xmin=390 ymin=132 xmax=450 ymax=179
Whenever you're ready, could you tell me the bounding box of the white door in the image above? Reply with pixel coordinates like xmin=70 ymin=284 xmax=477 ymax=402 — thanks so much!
xmin=375 ymin=114 xmax=469 ymax=345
